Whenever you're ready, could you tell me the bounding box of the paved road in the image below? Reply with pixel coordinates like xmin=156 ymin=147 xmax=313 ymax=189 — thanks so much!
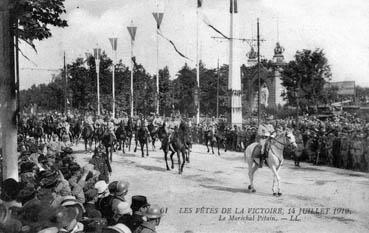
xmin=74 ymin=142 xmax=369 ymax=233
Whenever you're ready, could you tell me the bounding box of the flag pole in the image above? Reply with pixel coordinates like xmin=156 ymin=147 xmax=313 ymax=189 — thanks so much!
xmin=130 ymin=39 xmax=134 ymax=118
xmin=127 ymin=23 xmax=137 ymax=118
xmin=196 ymin=2 xmax=200 ymax=124
xmin=156 ymin=24 xmax=160 ymax=115
xmin=257 ymin=18 xmax=261 ymax=126
xmin=217 ymin=57 xmax=220 ymax=118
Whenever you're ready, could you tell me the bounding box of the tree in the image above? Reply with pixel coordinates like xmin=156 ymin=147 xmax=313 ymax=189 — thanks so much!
xmin=12 ymin=0 xmax=68 ymax=51
xmin=1 ymin=0 xmax=67 ymax=180
xmin=158 ymin=66 xmax=172 ymax=116
xmin=174 ymin=63 xmax=196 ymax=116
xmin=281 ymin=49 xmax=332 ymax=111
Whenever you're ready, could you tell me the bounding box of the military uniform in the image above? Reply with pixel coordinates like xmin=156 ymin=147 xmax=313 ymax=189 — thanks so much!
xmin=134 ymin=221 xmax=157 ymax=233
xmin=340 ymin=134 xmax=350 ymax=169
xmin=350 ymin=134 xmax=364 ymax=170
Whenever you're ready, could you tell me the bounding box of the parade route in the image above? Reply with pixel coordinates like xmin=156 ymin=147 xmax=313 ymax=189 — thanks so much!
xmin=73 ymin=142 xmax=369 ymax=233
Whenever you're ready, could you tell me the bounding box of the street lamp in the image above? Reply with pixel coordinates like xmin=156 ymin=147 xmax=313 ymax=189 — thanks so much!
xmin=127 ymin=21 xmax=137 ymax=118
xmin=93 ymin=47 xmax=101 ymax=115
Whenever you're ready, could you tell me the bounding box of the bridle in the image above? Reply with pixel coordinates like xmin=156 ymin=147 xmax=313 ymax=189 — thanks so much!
xmin=269 ymin=131 xmax=293 ymax=151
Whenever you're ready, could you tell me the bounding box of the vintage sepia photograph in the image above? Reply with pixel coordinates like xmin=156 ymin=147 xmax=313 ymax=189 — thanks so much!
xmin=0 ymin=0 xmax=368 ymax=232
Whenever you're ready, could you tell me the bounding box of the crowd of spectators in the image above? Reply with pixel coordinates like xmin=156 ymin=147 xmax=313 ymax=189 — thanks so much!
xmin=0 ymin=135 xmax=164 ymax=233
xmin=190 ymin=112 xmax=369 ymax=171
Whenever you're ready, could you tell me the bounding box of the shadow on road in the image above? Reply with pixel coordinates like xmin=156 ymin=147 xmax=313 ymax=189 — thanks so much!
xmin=134 ymin=164 xmax=167 ymax=172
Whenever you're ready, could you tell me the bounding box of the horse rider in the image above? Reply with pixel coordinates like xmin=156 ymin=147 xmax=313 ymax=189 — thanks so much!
xmin=152 ymin=113 xmax=163 ymax=130
xmin=165 ymin=115 xmax=180 ymax=143
xmin=85 ymin=115 xmax=94 ymax=128
xmin=210 ymin=116 xmax=218 ymax=129
xmin=257 ymin=123 xmax=275 ymax=168
xmin=95 ymin=116 xmax=104 ymax=129
xmin=60 ymin=117 xmax=71 ymax=136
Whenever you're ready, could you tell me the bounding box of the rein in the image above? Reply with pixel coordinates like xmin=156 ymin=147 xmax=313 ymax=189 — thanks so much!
xmin=269 ymin=132 xmax=290 ymax=153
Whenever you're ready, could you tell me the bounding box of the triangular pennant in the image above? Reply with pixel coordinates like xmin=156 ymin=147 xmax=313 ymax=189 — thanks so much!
xmin=93 ymin=48 xmax=101 ymax=59
xmin=109 ymin=38 xmax=118 ymax=51
xmin=230 ymin=0 xmax=237 ymax=13
xmin=197 ymin=0 xmax=202 ymax=8
xmin=127 ymin=26 xmax=137 ymax=41
xmin=152 ymin=12 xmax=164 ymax=29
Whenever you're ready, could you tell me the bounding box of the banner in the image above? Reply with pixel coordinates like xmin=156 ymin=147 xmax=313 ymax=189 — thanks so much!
xmin=197 ymin=0 xmax=202 ymax=8
xmin=127 ymin=26 xmax=137 ymax=41
xmin=153 ymin=12 xmax=164 ymax=29
xmin=201 ymin=14 xmax=230 ymax=40
xmin=157 ymin=29 xmax=192 ymax=61
xmin=230 ymin=0 xmax=238 ymax=13
xmin=109 ymin=38 xmax=118 ymax=51
xmin=93 ymin=48 xmax=101 ymax=59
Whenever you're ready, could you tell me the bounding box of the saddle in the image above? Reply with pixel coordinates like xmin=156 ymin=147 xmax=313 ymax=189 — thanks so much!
xmin=252 ymin=143 xmax=269 ymax=168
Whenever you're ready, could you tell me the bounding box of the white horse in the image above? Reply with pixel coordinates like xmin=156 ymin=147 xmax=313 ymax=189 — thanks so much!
xmin=244 ymin=130 xmax=297 ymax=196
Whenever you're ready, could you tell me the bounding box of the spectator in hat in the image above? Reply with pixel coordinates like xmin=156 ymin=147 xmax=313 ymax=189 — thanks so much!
xmin=94 ymin=180 xmax=109 ymax=210
xmin=50 ymin=206 xmax=84 ymax=233
xmin=99 ymin=180 xmax=129 ymax=225
xmin=90 ymin=148 xmax=111 ymax=183
xmin=133 ymin=205 xmax=162 ymax=233
xmin=112 ymin=201 xmax=133 ymax=228
xmin=19 ymin=161 xmax=37 ymax=188
xmin=102 ymin=223 xmax=132 ymax=233
xmin=83 ymin=188 xmax=102 ymax=219
xmin=68 ymin=163 xmax=89 ymax=203
xmin=0 ymin=178 xmax=22 ymax=210
xmin=54 ymin=170 xmax=72 ymax=197
xmin=0 ymin=203 xmax=22 ymax=233
xmin=17 ymin=186 xmax=37 ymax=205
xmin=60 ymin=196 xmax=86 ymax=222
xmin=130 ymin=196 xmax=150 ymax=232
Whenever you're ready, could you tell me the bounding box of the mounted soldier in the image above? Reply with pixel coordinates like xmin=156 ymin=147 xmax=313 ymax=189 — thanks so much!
xmin=256 ymin=123 xmax=275 ymax=168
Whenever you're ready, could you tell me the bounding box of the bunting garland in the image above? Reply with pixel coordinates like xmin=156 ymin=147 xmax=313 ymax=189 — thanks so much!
xmin=201 ymin=14 xmax=230 ymax=40
xmin=157 ymin=29 xmax=193 ymax=61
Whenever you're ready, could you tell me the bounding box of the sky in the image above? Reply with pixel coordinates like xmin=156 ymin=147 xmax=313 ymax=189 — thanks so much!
xmin=19 ymin=0 xmax=369 ymax=89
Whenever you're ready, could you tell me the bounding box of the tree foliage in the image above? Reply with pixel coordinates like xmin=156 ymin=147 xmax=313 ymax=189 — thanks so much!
xmin=12 ymin=0 xmax=68 ymax=51
xmin=281 ymin=49 xmax=332 ymax=109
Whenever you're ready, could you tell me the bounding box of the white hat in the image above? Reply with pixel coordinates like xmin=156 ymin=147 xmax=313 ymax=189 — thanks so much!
xmin=106 ymin=223 xmax=132 ymax=233
xmin=112 ymin=201 xmax=132 ymax=215
xmin=94 ymin=180 xmax=108 ymax=195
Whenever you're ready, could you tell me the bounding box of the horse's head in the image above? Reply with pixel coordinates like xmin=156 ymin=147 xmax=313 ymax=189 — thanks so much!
xmin=285 ymin=130 xmax=297 ymax=149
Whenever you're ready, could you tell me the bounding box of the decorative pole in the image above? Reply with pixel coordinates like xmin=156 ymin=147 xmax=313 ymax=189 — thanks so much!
xmin=196 ymin=0 xmax=201 ymax=124
xmin=153 ymin=10 xmax=164 ymax=115
xmin=109 ymin=38 xmax=118 ymax=118
xmin=257 ymin=18 xmax=261 ymax=126
xmin=127 ymin=21 xmax=137 ymax=118
xmin=228 ymin=0 xmax=242 ymax=127
xmin=93 ymin=47 xmax=101 ymax=116
xmin=64 ymin=51 xmax=67 ymax=115
xmin=217 ymin=58 xmax=220 ymax=118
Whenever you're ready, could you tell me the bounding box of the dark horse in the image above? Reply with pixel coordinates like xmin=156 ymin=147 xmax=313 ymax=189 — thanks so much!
xmin=147 ymin=122 xmax=158 ymax=151
xmin=101 ymin=128 xmax=116 ymax=162
xmin=204 ymin=124 xmax=226 ymax=156
xmin=82 ymin=124 xmax=94 ymax=152
xmin=125 ymin=118 xmax=134 ymax=151
xmin=71 ymin=119 xmax=83 ymax=145
xmin=115 ymin=121 xmax=127 ymax=154
xmin=134 ymin=124 xmax=149 ymax=157
xmin=94 ymin=125 xmax=105 ymax=147
xmin=159 ymin=122 xmax=191 ymax=174
xmin=32 ymin=123 xmax=44 ymax=145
